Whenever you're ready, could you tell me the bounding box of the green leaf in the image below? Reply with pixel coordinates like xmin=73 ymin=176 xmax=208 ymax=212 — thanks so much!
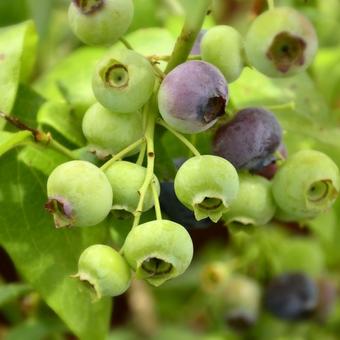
xmin=37 ymin=101 xmax=86 ymax=147
xmin=0 ymin=152 xmax=112 ymax=340
xmin=0 ymin=131 xmax=32 ymax=157
xmin=313 ymin=47 xmax=340 ymax=108
xmin=111 ymin=28 xmax=176 ymax=70
xmin=10 ymin=85 xmax=46 ymax=129
xmin=33 ymin=47 xmax=105 ymax=116
xmin=18 ymin=145 xmax=70 ymax=176
xmin=0 ymin=20 xmax=38 ymax=128
xmin=0 ymin=283 xmax=31 ymax=307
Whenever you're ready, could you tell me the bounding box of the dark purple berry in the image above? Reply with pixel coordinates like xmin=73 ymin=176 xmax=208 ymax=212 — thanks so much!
xmin=256 ymin=143 xmax=288 ymax=180
xmin=213 ymin=107 xmax=282 ymax=171
xmin=158 ymin=61 xmax=228 ymax=134
xmin=160 ymin=181 xmax=211 ymax=229
xmin=264 ymin=272 xmax=318 ymax=321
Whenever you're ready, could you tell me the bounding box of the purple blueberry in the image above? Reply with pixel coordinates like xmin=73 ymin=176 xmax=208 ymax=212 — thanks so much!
xmin=213 ymin=107 xmax=282 ymax=171
xmin=264 ymin=272 xmax=318 ymax=321
xmin=256 ymin=143 xmax=288 ymax=180
xmin=158 ymin=61 xmax=228 ymax=134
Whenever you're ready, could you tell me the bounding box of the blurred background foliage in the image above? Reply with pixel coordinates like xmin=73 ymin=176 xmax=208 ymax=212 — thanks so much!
xmin=0 ymin=0 xmax=340 ymax=339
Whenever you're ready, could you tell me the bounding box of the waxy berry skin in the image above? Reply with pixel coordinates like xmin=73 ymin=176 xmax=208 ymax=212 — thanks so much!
xmin=158 ymin=61 xmax=228 ymax=134
xmin=160 ymin=181 xmax=211 ymax=229
xmin=68 ymin=0 xmax=134 ymax=46
xmin=122 ymin=220 xmax=193 ymax=287
xmin=104 ymin=161 xmax=160 ymax=215
xmin=272 ymin=149 xmax=340 ymax=221
xmin=75 ymin=244 xmax=131 ymax=298
xmin=264 ymin=273 xmax=318 ymax=320
xmin=223 ymin=173 xmax=276 ymax=226
xmin=174 ymin=155 xmax=239 ymax=223
xmin=245 ymin=7 xmax=318 ymax=77
xmin=82 ymin=103 xmax=143 ymax=159
xmin=92 ymin=49 xmax=156 ymax=113
xmin=213 ymin=107 xmax=282 ymax=171
xmin=46 ymin=161 xmax=113 ymax=227
xmin=201 ymin=25 xmax=245 ymax=83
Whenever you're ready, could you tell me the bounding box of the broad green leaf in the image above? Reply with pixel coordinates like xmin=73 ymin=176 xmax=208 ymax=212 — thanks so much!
xmin=33 ymin=47 xmax=105 ymax=115
xmin=37 ymin=101 xmax=86 ymax=147
xmin=10 ymin=85 xmax=46 ymax=129
xmin=0 ymin=20 xmax=38 ymax=126
xmin=0 ymin=1 xmax=29 ymax=27
xmin=18 ymin=145 xmax=71 ymax=177
xmin=125 ymin=28 xmax=176 ymax=56
xmin=111 ymin=28 xmax=176 ymax=70
xmin=0 ymin=131 xmax=32 ymax=157
xmin=313 ymin=47 xmax=340 ymax=108
xmin=0 ymin=152 xmax=111 ymax=340
xmin=0 ymin=283 xmax=31 ymax=307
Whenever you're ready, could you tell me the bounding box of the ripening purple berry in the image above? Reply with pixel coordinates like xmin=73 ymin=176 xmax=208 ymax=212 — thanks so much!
xmin=158 ymin=61 xmax=228 ymax=134
xmin=213 ymin=107 xmax=282 ymax=171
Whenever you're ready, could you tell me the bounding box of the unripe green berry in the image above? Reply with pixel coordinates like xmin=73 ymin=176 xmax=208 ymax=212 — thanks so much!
xmin=174 ymin=155 xmax=239 ymax=222
xmin=122 ymin=220 xmax=193 ymax=287
xmin=223 ymin=173 xmax=276 ymax=226
xmin=82 ymin=103 xmax=143 ymax=159
xmin=217 ymin=276 xmax=261 ymax=328
xmin=272 ymin=150 xmax=340 ymax=220
xmin=68 ymin=0 xmax=134 ymax=46
xmin=46 ymin=161 xmax=112 ymax=227
xmin=245 ymin=7 xmax=318 ymax=77
xmin=75 ymin=244 xmax=131 ymax=298
xmin=92 ymin=49 xmax=156 ymax=113
xmin=104 ymin=161 xmax=160 ymax=215
xmin=201 ymin=25 xmax=245 ymax=83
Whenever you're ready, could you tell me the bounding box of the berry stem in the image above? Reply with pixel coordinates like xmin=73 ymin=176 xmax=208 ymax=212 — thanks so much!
xmin=152 ymin=180 xmax=162 ymax=220
xmin=157 ymin=119 xmax=201 ymax=157
xmin=267 ymin=0 xmax=275 ymax=10
xmin=0 ymin=111 xmax=77 ymax=160
xmin=136 ymin=142 xmax=146 ymax=166
xmin=265 ymin=101 xmax=296 ymax=111
xmin=148 ymin=54 xmax=201 ymax=62
xmin=165 ymin=0 xmax=211 ymax=73
xmin=119 ymin=37 xmax=133 ymax=50
xmin=133 ymin=105 xmax=157 ymax=228
xmin=48 ymin=138 xmax=78 ymax=160
xmin=100 ymin=137 xmax=146 ymax=171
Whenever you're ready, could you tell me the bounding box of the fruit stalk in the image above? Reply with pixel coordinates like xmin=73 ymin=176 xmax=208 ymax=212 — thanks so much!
xmin=100 ymin=137 xmax=145 ymax=171
xmin=165 ymin=0 xmax=212 ymax=73
xmin=133 ymin=102 xmax=157 ymax=227
xmin=157 ymin=119 xmax=200 ymax=157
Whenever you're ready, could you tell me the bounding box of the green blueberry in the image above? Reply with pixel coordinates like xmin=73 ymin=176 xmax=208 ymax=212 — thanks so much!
xmin=217 ymin=276 xmax=261 ymax=327
xmin=68 ymin=0 xmax=134 ymax=46
xmin=104 ymin=161 xmax=160 ymax=215
xmin=223 ymin=173 xmax=276 ymax=226
xmin=122 ymin=220 xmax=193 ymax=287
xmin=75 ymin=244 xmax=131 ymax=298
xmin=82 ymin=103 xmax=143 ymax=159
xmin=174 ymin=155 xmax=239 ymax=222
xmin=272 ymin=150 xmax=340 ymax=220
xmin=201 ymin=25 xmax=245 ymax=83
xmin=92 ymin=49 xmax=156 ymax=113
xmin=46 ymin=160 xmax=112 ymax=227
xmin=245 ymin=7 xmax=318 ymax=77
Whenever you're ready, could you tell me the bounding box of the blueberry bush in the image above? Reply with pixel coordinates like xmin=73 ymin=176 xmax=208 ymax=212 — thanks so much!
xmin=0 ymin=0 xmax=340 ymax=339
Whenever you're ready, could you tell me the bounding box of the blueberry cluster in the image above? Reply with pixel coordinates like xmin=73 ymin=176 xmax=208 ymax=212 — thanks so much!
xmin=43 ymin=1 xmax=339 ymax=299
